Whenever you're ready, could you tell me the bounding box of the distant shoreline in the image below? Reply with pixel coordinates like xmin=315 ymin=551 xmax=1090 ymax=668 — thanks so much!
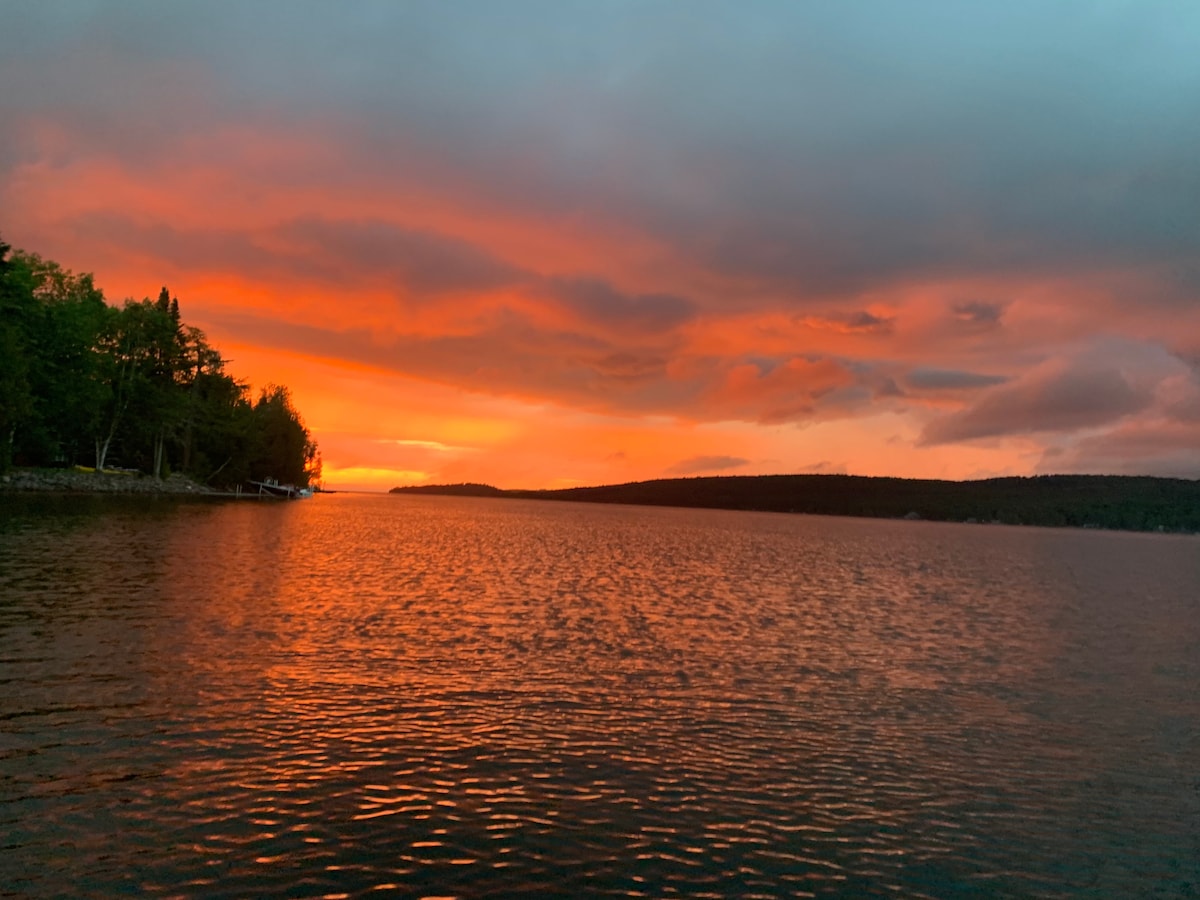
xmin=390 ymin=474 xmax=1200 ymax=534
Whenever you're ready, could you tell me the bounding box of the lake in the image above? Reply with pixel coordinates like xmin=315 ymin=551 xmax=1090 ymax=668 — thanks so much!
xmin=1 ymin=493 xmax=1198 ymax=897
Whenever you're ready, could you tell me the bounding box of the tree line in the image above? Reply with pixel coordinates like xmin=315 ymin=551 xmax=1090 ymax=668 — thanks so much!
xmin=0 ymin=237 xmax=320 ymax=488
xmin=393 ymin=473 xmax=1200 ymax=533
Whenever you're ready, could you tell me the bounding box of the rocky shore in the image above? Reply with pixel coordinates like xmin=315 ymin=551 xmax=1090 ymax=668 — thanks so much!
xmin=0 ymin=468 xmax=215 ymax=495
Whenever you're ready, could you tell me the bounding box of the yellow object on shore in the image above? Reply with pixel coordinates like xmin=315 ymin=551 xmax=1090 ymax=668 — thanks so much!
xmin=72 ymin=465 xmax=135 ymax=476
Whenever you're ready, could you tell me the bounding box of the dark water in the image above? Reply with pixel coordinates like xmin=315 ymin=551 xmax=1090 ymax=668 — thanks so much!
xmin=1 ymin=493 xmax=1198 ymax=898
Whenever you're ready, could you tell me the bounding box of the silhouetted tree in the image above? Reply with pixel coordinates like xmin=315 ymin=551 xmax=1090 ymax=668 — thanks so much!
xmin=0 ymin=237 xmax=32 ymax=471
xmin=249 ymin=384 xmax=320 ymax=487
xmin=0 ymin=240 xmax=319 ymax=484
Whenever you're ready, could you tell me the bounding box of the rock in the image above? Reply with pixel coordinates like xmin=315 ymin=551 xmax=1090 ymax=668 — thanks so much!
xmin=0 ymin=468 xmax=215 ymax=495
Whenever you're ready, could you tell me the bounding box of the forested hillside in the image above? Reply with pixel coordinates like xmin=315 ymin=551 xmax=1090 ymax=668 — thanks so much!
xmin=393 ymin=474 xmax=1200 ymax=533
xmin=0 ymin=237 xmax=320 ymax=488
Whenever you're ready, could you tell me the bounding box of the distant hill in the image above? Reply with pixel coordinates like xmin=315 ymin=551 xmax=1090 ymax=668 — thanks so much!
xmin=391 ymin=474 xmax=1200 ymax=533
xmin=390 ymin=482 xmax=505 ymax=497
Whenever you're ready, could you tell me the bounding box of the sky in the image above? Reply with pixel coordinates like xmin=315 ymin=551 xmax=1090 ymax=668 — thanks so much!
xmin=3 ymin=1 xmax=1199 ymax=491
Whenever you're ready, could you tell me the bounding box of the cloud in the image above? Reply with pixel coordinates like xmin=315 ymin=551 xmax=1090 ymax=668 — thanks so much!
xmin=905 ymin=367 xmax=1009 ymax=391
xmin=200 ymin=306 xmax=690 ymax=418
xmin=921 ymin=366 xmax=1148 ymax=444
xmin=5 ymin=4 xmax=1200 ymax=484
xmin=920 ymin=338 xmax=1189 ymax=445
xmin=842 ymin=311 xmax=894 ymax=333
xmin=543 ymin=277 xmax=697 ymax=334
xmin=703 ymin=356 xmax=859 ymax=424
xmin=951 ymin=300 xmax=1006 ymax=328
xmin=799 ymin=460 xmax=848 ymax=474
xmin=1036 ymin=421 xmax=1200 ymax=479
xmin=278 ymin=217 xmax=524 ymax=297
xmin=795 ymin=311 xmax=895 ymax=335
xmin=66 ymin=213 xmax=524 ymax=300
xmin=8 ymin=1 xmax=1200 ymax=298
xmin=202 ymin=303 xmax=897 ymax=428
xmin=377 ymin=438 xmax=477 ymax=453
xmin=590 ymin=352 xmax=669 ymax=382
xmin=665 ymin=454 xmax=749 ymax=476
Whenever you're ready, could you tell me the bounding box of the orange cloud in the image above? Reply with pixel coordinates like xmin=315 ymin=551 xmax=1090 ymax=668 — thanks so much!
xmin=6 ymin=23 xmax=1200 ymax=489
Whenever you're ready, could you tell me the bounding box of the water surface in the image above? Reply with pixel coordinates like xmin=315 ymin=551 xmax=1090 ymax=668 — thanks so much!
xmin=1 ymin=494 xmax=1198 ymax=897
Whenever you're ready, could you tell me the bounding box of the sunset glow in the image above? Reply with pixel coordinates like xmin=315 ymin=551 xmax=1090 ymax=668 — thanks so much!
xmin=4 ymin=2 xmax=1198 ymax=491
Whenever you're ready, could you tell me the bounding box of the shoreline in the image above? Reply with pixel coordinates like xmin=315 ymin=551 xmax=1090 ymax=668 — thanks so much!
xmin=1 ymin=468 xmax=218 ymax=496
xmin=391 ymin=474 xmax=1200 ymax=536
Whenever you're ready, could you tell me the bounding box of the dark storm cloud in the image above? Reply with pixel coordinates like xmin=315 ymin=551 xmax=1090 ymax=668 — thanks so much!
xmin=6 ymin=1 xmax=1199 ymax=300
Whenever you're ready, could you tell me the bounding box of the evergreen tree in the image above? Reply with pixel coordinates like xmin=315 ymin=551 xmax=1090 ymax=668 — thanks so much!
xmin=0 ymin=237 xmax=33 ymax=471
xmin=1 ymin=240 xmax=320 ymax=486
xmin=249 ymin=385 xmax=320 ymax=487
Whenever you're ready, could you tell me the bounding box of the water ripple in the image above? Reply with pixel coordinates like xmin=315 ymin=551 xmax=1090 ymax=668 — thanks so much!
xmin=1 ymin=494 xmax=1198 ymax=896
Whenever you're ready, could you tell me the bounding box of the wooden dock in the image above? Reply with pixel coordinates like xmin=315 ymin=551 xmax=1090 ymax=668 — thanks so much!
xmin=247 ymin=479 xmax=314 ymax=499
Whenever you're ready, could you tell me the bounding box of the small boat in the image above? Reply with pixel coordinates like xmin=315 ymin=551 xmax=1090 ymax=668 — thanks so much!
xmin=249 ymin=479 xmax=313 ymax=499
